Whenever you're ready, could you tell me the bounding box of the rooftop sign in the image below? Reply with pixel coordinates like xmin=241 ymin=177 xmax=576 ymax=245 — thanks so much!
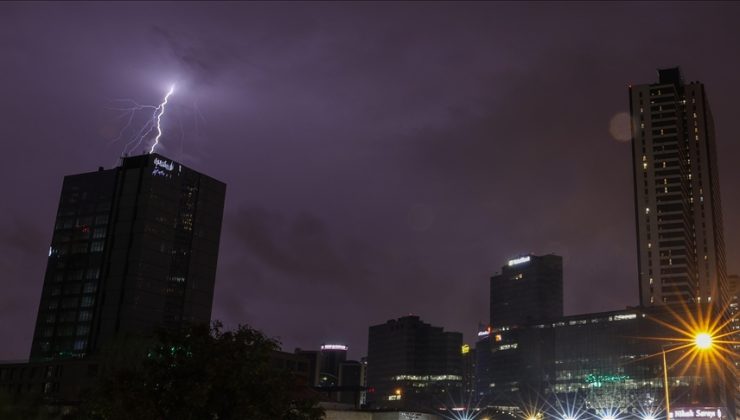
xmin=508 ymin=256 xmax=531 ymax=266
xmin=321 ymin=344 xmax=348 ymax=351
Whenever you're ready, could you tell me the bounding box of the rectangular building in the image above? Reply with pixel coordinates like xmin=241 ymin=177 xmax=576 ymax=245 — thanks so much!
xmin=629 ymin=67 xmax=727 ymax=307
xmin=29 ymin=153 xmax=226 ymax=360
xmin=490 ymin=254 xmax=563 ymax=329
xmin=366 ymin=315 xmax=462 ymax=410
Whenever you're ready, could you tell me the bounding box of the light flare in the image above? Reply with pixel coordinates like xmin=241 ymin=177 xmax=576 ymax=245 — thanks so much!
xmin=638 ymin=300 xmax=737 ymax=384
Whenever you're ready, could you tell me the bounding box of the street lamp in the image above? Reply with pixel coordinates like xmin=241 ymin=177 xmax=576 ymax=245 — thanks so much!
xmin=661 ymin=332 xmax=714 ymax=420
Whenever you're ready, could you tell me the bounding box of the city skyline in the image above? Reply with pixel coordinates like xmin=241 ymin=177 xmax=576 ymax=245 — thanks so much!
xmin=1 ymin=3 xmax=740 ymax=361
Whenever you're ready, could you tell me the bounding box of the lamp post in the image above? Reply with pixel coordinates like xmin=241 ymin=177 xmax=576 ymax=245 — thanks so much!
xmin=661 ymin=344 xmax=673 ymax=420
xmin=660 ymin=333 xmax=714 ymax=420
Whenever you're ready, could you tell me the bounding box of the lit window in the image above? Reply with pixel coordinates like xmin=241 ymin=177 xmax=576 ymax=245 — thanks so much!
xmin=645 ymin=207 xmax=650 ymax=214
xmin=73 ymin=339 xmax=87 ymax=351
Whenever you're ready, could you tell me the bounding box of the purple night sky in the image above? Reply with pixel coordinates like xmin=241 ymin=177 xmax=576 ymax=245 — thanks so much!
xmin=1 ymin=2 xmax=738 ymax=361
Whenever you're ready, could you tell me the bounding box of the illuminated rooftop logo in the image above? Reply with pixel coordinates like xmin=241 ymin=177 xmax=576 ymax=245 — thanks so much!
xmin=508 ymin=256 xmax=531 ymax=266
xmin=154 ymin=158 xmax=174 ymax=171
xmin=320 ymin=344 xmax=348 ymax=351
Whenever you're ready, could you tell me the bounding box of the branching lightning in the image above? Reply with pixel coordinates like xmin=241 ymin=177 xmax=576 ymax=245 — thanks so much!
xmin=149 ymin=84 xmax=176 ymax=154
xmin=107 ymin=84 xmax=177 ymax=160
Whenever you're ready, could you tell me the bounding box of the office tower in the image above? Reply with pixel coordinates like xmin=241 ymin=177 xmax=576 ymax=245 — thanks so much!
xmin=366 ymin=315 xmax=462 ymax=410
xmin=629 ymin=67 xmax=727 ymax=307
xmin=29 ymin=153 xmax=226 ymax=360
xmin=337 ymin=359 xmax=365 ymax=406
xmin=490 ymin=254 xmax=563 ymax=329
xmin=318 ymin=344 xmax=348 ymax=387
xmin=478 ymin=254 xmax=561 ymax=404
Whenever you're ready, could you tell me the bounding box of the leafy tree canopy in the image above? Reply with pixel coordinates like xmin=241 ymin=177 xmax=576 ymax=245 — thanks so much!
xmin=82 ymin=322 xmax=323 ymax=420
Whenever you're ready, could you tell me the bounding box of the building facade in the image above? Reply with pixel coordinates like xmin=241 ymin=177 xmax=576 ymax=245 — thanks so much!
xmin=474 ymin=307 xmax=733 ymax=419
xmin=477 ymin=254 xmax=563 ymax=405
xmin=490 ymin=254 xmax=563 ymax=329
xmin=629 ymin=67 xmax=727 ymax=307
xmin=366 ymin=315 xmax=462 ymax=411
xmin=29 ymin=153 xmax=226 ymax=360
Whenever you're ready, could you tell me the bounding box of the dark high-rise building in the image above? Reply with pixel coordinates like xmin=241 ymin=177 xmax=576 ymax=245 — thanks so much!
xmin=318 ymin=344 xmax=348 ymax=387
xmin=490 ymin=254 xmax=563 ymax=329
xmin=366 ymin=315 xmax=462 ymax=410
xmin=629 ymin=67 xmax=727 ymax=307
xmin=29 ymin=153 xmax=226 ymax=360
xmin=478 ymin=254 xmax=562 ymax=406
xmin=337 ymin=359 xmax=365 ymax=406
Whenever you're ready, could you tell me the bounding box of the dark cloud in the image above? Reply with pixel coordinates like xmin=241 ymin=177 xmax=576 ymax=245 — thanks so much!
xmin=1 ymin=2 xmax=739 ymax=360
xmin=231 ymin=207 xmax=358 ymax=284
xmin=150 ymin=25 xmax=235 ymax=86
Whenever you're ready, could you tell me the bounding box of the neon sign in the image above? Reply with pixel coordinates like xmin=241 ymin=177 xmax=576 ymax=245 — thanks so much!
xmin=152 ymin=158 xmax=175 ymax=177
xmin=508 ymin=256 xmax=531 ymax=266
xmin=320 ymin=344 xmax=348 ymax=351
xmin=672 ymin=408 xmax=724 ymax=419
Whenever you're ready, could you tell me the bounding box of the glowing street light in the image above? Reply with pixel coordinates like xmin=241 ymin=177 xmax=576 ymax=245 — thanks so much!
xmin=694 ymin=332 xmax=713 ymax=350
xmin=662 ymin=331 xmax=716 ymax=420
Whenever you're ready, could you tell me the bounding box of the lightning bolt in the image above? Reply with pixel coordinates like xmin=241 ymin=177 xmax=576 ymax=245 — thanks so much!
xmin=149 ymin=84 xmax=176 ymax=154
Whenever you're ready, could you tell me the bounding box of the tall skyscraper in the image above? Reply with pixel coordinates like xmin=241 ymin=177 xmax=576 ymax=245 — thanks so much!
xmin=629 ymin=67 xmax=727 ymax=307
xmin=30 ymin=154 xmax=226 ymax=360
xmin=490 ymin=254 xmax=563 ymax=329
